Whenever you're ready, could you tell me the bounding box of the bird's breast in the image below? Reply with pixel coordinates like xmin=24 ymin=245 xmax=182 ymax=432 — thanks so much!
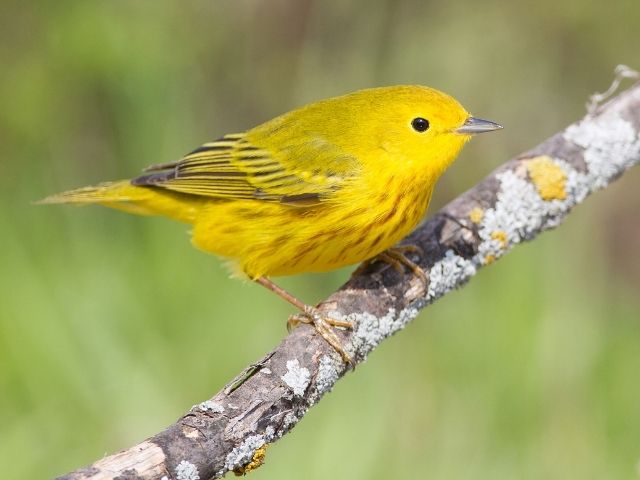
xmin=285 ymin=175 xmax=434 ymax=273
xmin=359 ymin=177 xmax=434 ymax=253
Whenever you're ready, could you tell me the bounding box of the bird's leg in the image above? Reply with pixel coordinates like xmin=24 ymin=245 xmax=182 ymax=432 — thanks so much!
xmin=255 ymin=277 xmax=353 ymax=365
xmin=352 ymin=245 xmax=429 ymax=294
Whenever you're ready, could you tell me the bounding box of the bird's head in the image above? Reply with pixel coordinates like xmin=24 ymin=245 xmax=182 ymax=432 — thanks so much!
xmin=341 ymin=85 xmax=502 ymax=181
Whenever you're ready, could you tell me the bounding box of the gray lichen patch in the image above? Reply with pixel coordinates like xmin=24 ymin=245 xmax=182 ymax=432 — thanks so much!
xmin=283 ymin=411 xmax=298 ymax=431
xmin=175 ymin=460 xmax=200 ymax=480
xmin=425 ymin=250 xmax=477 ymax=302
xmin=350 ymin=310 xmax=395 ymax=357
xmin=280 ymin=359 xmax=310 ymax=397
xmin=224 ymin=434 xmax=266 ymax=471
xmin=264 ymin=425 xmax=275 ymax=440
xmin=564 ymin=114 xmax=640 ymax=190
xmin=309 ymin=354 xmax=341 ymax=403
xmin=195 ymin=400 xmax=225 ymax=413
xmin=349 ymin=306 xmax=420 ymax=360
xmin=475 ymin=168 xmax=556 ymax=263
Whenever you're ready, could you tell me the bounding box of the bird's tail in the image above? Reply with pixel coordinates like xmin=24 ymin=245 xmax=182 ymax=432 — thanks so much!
xmin=38 ymin=180 xmax=198 ymax=223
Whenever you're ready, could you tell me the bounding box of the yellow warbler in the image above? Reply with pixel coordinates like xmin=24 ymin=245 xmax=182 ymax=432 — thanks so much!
xmin=41 ymin=85 xmax=501 ymax=362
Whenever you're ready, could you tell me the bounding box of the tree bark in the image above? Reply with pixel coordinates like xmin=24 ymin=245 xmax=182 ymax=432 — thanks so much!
xmin=57 ymin=81 xmax=640 ymax=480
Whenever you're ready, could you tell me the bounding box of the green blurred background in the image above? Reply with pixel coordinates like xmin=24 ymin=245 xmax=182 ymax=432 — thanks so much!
xmin=1 ymin=0 xmax=639 ymax=478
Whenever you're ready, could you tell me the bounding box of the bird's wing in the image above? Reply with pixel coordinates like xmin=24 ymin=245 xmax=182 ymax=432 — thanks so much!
xmin=132 ymin=133 xmax=359 ymax=206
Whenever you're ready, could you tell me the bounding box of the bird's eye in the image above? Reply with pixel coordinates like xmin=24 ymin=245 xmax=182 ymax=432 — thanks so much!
xmin=411 ymin=117 xmax=430 ymax=132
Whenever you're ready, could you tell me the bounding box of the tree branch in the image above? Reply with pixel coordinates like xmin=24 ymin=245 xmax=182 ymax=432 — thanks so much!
xmin=57 ymin=81 xmax=640 ymax=480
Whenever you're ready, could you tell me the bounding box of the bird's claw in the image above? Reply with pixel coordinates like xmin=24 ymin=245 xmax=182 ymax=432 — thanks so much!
xmin=287 ymin=307 xmax=354 ymax=367
xmin=355 ymin=245 xmax=429 ymax=295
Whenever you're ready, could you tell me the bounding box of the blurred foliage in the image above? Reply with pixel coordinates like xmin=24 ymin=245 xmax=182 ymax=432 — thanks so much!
xmin=1 ymin=0 xmax=640 ymax=478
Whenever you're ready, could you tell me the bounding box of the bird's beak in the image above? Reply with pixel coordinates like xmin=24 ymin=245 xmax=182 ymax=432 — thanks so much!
xmin=455 ymin=117 xmax=503 ymax=134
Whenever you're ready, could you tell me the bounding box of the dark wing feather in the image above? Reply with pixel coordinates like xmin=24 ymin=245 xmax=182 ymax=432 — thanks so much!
xmin=132 ymin=133 xmax=358 ymax=205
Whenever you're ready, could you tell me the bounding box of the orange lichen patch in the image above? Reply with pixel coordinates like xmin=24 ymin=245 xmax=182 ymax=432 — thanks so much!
xmin=484 ymin=254 xmax=495 ymax=265
xmin=490 ymin=230 xmax=508 ymax=248
xmin=234 ymin=445 xmax=268 ymax=476
xmin=469 ymin=207 xmax=484 ymax=224
xmin=526 ymin=155 xmax=567 ymax=200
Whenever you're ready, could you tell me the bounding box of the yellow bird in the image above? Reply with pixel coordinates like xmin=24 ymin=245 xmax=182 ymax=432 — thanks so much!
xmin=41 ymin=85 xmax=501 ymax=363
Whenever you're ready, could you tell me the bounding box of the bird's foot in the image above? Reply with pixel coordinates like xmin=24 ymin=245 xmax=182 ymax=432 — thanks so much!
xmin=380 ymin=246 xmax=429 ymax=293
xmin=254 ymin=277 xmax=354 ymax=367
xmin=288 ymin=306 xmax=354 ymax=367
xmin=354 ymin=245 xmax=429 ymax=295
